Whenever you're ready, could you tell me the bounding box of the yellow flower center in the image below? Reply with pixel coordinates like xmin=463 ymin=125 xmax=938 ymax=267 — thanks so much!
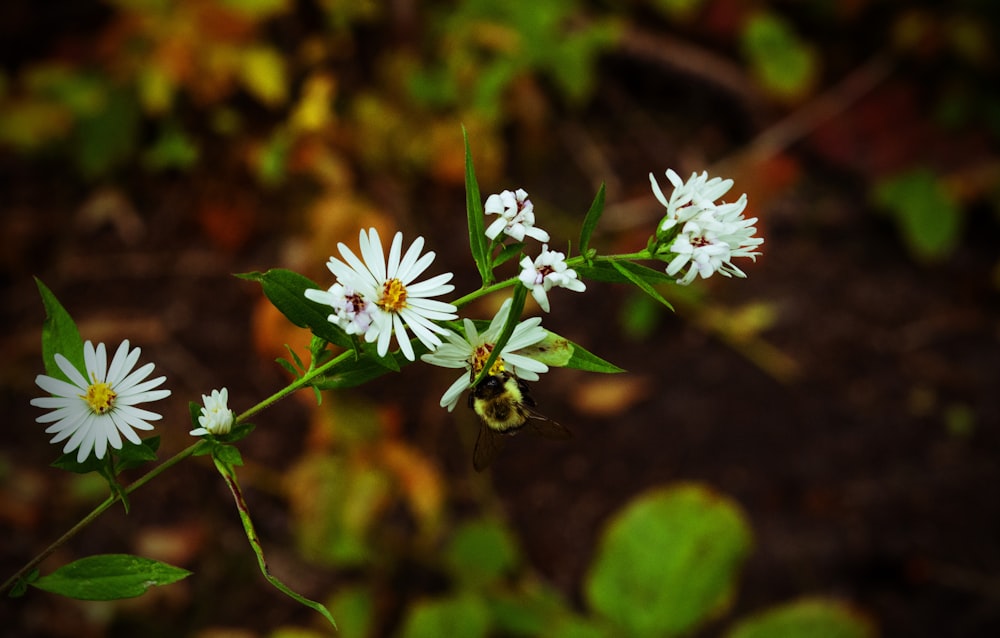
xmin=472 ymin=344 xmax=505 ymax=377
xmin=84 ymin=381 xmax=117 ymax=414
xmin=379 ymin=278 xmax=408 ymax=312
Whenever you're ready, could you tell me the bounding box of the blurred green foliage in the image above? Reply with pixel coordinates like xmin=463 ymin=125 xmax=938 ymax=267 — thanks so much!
xmin=1 ymin=0 xmax=996 ymax=268
xmin=873 ymin=169 xmax=961 ymax=262
xmin=315 ymin=482 xmax=873 ymax=637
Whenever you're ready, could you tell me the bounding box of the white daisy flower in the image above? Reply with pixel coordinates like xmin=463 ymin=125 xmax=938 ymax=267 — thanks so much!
xmin=518 ymin=244 xmax=586 ymax=313
xmin=420 ymin=298 xmax=549 ymax=411
xmin=484 ymin=188 xmax=551 ymax=243
xmin=304 ymin=282 xmax=375 ymax=336
xmin=190 ymin=388 xmax=234 ymax=436
xmin=317 ymin=228 xmax=458 ymax=361
xmin=30 ymin=340 xmax=171 ymax=463
xmin=651 ymin=168 xmax=763 ymax=285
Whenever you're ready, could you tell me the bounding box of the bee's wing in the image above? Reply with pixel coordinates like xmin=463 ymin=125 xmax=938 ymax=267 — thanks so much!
xmin=525 ymin=412 xmax=572 ymax=440
xmin=473 ymin=424 xmax=507 ymax=472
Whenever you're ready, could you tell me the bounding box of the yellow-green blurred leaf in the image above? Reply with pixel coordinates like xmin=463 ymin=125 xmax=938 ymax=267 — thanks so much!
xmin=586 ymin=483 xmax=753 ymax=637
xmin=724 ymin=598 xmax=876 ymax=638
xmin=138 ymin=66 xmax=175 ymax=115
xmin=0 ymin=100 xmax=73 ymax=148
xmin=742 ymin=12 xmax=818 ymax=101
xmin=326 ymin=586 xmax=375 ymax=638
xmin=219 ymin=0 xmax=290 ymax=20
xmin=240 ymin=46 xmax=288 ymax=107
xmin=443 ymin=519 xmax=519 ymax=587
xmin=399 ymin=594 xmax=491 ymax=638
xmin=873 ymin=168 xmax=962 ymax=261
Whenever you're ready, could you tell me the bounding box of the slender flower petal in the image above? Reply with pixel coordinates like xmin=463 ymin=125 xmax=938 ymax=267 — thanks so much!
xmin=30 ymin=340 xmax=170 ymax=463
xmin=309 ymin=228 xmax=458 ymax=360
xmin=190 ymin=388 xmax=234 ymax=436
xmin=650 ymin=169 xmax=763 ymax=284
xmin=484 ymin=188 xmax=551 ymax=243
xmin=518 ymin=244 xmax=586 ymax=313
xmin=421 ymin=298 xmax=550 ymax=411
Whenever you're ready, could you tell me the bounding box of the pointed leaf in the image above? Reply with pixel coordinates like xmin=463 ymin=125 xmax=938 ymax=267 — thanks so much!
xmin=491 ymin=241 xmax=526 ymax=269
xmin=312 ymin=347 xmax=416 ymax=390
xmin=578 ymin=182 xmax=606 ymax=261
xmin=237 ymin=269 xmax=352 ymax=348
xmin=473 ymin=287 xmax=526 ymax=386
xmin=35 ymin=278 xmax=85 ymax=382
xmin=114 ymin=436 xmax=160 ymax=473
xmin=463 ymin=127 xmax=491 ymax=285
xmin=575 ymin=261 xmax=673 ymax=285
xmin=517 ymin=331 xmax=624 ymax=373
xmin=31 ymin=554 xmax=191 ymax=600
xmin=212 ymin=454 xmax=337 ymax=628
xmin=611 ymin=260 xmax=674 ymax=311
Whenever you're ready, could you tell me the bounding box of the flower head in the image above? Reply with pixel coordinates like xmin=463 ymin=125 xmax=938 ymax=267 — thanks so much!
xmin=650 ymin=169 xmax=763 ymax=285
xmin=650 ymin=169 xmax=739 ymax=233
xmin=518 ymin=245 xmax=586 ymax=312
xmin=190 ymin=388 xmax=234 ymax=436
xmin=314 ymin=228 xmax=458 ymax=361
xmin=484 ymin=188 xmax=550 ymax=243
xmin=420 ymin=298 xmax=549 ymax=411
xmin=304 ymin=282 xmax=375 ymax=336
xmin=30 ymin=340 xmax=171 ymax=463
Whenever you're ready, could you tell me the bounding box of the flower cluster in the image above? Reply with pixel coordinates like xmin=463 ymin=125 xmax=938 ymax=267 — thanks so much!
xmin=650 ymin=169 xmax=763 ymax=285
xmin=519 ymin=245 xmax=586 ymax=313
xmin=484 ymin=188 xmax=550 ymax=243
xmin=29 ymin=167 xmax=761 ymax=466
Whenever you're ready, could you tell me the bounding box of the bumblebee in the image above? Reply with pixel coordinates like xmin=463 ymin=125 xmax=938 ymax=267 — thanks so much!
xmin=467 ymin=370 xmax=571 ymax=471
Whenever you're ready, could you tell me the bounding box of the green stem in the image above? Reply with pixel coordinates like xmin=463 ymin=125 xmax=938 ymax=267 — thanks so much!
xmin=0 ymin=442 xmax=200 ymax=596
xmin=235 ymin=348 xmax=352 ymax=422
xmin=3 ymin=346 xmax=356 ymax=596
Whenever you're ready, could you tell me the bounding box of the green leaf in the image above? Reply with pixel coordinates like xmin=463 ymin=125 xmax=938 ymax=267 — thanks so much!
xmin=313 ymin=349 xmax=414 ymax=390
xmin=725 ymin=598 xmax=876 ymax=638
xmin=578 ymin=183 xmax=606 ymax=261
xmin=585 ymin=483 xmax=753 ymax=637
xmin=35 ymin=278 xmax=85 ymax=383
xmin=114 ymin=436 xmax=160 ymax=472
xmin=611 ymin=260 xmax=675 ymax=311
xmin=31 ymin=554 xmax=191 ymax=600
xmin=473 ymin=287 xmax=526 ymax=386
xmin=444 ymin=519 xmax=519 ymax=588
xmin=214 ymin=444 xmax=244 ymax=467
xmin=327 ymin=586 xmax=375 ymax=638
xmin=400 ymin=594 xmax=491 ymax=638
xmin=575 ymin=261 xmax=673 ymax=286
xmin=491 ymin=241 xmax=526 ymax=269
xmin=50 ymin=451 xmax=104 ymax=474
xmin=873 ymin=168 xmax=961 ymax=261
xmin=517 ymin=331 xmax=624 ymax=373
xmin=8 ymin=569 xmax=40 ymax=598
xmin=464 ymin=127 xmax=492 ymax=285
xmin=562 ymin=338 xmax=625 ymax=374
xmin=213 ymin=454 xmax=337 ymax=628
xmin=741 ymin=12 xmax=817 ymax=101
xmin=72 ymin=86 xmax=140 ymax=178
xmin=236 ymin=269 xmax=352 ymax=348
xmin=188 ymin=399 xmax=203 ymax=430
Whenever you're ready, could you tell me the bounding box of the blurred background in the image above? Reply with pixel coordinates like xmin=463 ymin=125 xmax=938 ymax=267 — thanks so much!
xmin=1 ymin=0 xmax=998 ymax=636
